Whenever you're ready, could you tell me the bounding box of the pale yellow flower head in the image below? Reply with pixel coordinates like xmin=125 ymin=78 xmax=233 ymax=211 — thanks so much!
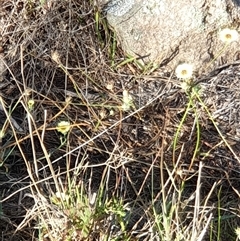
xmin=180 ymin=81 xmax=189 ymax=91
xmin=219 ymin=28 xmax=239 ymax=44
xmin=175 ymin=63 xmax=193 ymax=79
xmin=56 ymin=121 xmax=71 ymax=135
xmin=121 ymin=89 xmax=134 ymax=111
xmin=51 ymin=191 xmax=69 ymax=205
xmin=51 ymin=50 xmax=61 ymax=64
xmin=236 ymin=227 xmax=240 ymax=239
xmin=28 ymin=99 xmax=35 ymax=111
xmin=55 ymin=191 xmax=69 ymax=201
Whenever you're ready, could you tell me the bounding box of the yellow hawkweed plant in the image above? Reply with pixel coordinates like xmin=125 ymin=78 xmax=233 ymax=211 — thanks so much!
xmin=175 ymin=63 xmax=193 ymax=80
xmin=236 ymin=227 xmax=240 ymax=240
xmin=27 ymin=99 xmax=35 ymax=111
xmin=219 ymin=28 xmax=239 ymax=44
xmin=51 ymin=191 xmax=69 ymax=205
xmin=180 ymin=81 xmax=189 ymax=91
xmin=56 ymin=121 xmax=71 ymax=135
xmin=121 ymin=89 xmax=134 ymax=111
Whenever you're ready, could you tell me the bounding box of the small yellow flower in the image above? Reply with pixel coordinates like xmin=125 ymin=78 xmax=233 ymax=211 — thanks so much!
xmin=55 ymin=191 xmax=69 ymax=201
xmin=51 ymin=191 xmax=69 ymax=205
xmin=56 ymin=121 xmax=71 ymax=135
xmin=236 ymin=227 xmax=240 ymax=239
xmin=99 ymin=109 xmax=107 ymax=119
xmin=175 ymin=63 xmax=193 ymax=79
xmin=109 ymin=109 xmax=114 ymax=116
xmin=219 ymin=28 xmax=239 ymax=44
xmin=51 ymin=50 xmax=61 ymax=64
xmin=106 ymin=82 xmax=114 ymax=91
xmin=180 ymin=81 xmax=189 ymax=91
xmin=121 ymin=89 xmax=134 ymax=111
xmin=28 ymin=99 xmax=35 ymax=110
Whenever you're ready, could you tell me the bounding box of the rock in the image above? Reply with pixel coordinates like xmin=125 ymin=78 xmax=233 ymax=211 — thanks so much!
xmin=101 ymin=0 xmax=240 ymax=74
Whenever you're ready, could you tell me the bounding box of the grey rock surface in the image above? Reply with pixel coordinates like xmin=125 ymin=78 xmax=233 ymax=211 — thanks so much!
xmin=104 ymin=0 xmax=134 ymax=16
xmin=101 ymin=0 xmax=240 ymax=74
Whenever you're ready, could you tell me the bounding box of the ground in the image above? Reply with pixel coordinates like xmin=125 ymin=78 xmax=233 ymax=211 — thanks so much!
xmin=0 ymin=1 xmax=240 ymax=241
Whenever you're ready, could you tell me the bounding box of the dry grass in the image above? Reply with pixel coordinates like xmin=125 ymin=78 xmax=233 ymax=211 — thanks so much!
xmin=0 ymin=0 xmax=240 ymax=241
